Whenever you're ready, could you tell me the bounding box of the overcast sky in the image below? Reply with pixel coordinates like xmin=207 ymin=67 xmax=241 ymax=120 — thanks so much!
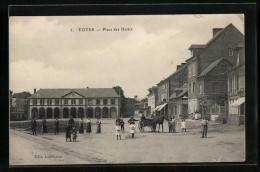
xmin=9 ymin=14 xmax=244 ymax=98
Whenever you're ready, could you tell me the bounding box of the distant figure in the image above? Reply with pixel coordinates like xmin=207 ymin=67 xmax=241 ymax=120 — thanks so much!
xmin=115 ymin=116 xmax=121 ymax=125
xmin=141 ymin=114 xmax=146 ymax=122
xmin=120 ymin=118 xmax=125 ymax=132
xmin=129 ymin=123 xmax=136 ymax=138
xmin=128 ymin=116 xmax=138 ymax=125
xmin=181 ymin=119 xmax=186 ymax=132
xmin=66 ymin=124 xmax=71 ymax=142
xmin=96 ymin=118 xmax=101 ymax=133
xmin=168 ymin=117 xmax=173 ymax=133
xmin=41 ymin=117 xmax=48 ymax=133
xmin=172 ymin=117 xmax=176 ymax=133
xmin=68 ymin=116 xmax=75 ymax=129
xmin=72 ymin=126 xmax=77 ymax=142
xmin=79 ymin=118 xmax=84 ymax=134
xmin=31 ymin=118 xmax=37 ymax=135
xmin=115 ymin=121 xmax=121 ymax=140
xmin=201 ymin=117 xmax=209 ymax=138
xmin=54 ymin=118 xmax=59 ymax=134
xmin=86 ymin=117 xmax=92 ymax=133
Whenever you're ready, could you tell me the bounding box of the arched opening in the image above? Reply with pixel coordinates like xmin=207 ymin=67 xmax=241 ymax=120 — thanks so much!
xmin=102 ymin=107 xmax=109 ymax=118
xmin=71 ymin=107 xmax=76 ymax=118
xmin=78 ymin=107 xmax=84 ymax=118
xmin=63 ymin=108 xmax=69 ymax=118
xmin=110 ymin=107 xmax=117 ymax=118
xmin=86 ymin=107 xmax=93 ymax=118
xmin=39 ymin=108 xmax=45 ymax=119
xmin=95 ymin=107 xmax=101 ymax=118
xmin=46 ymin=108 xmax=53 ymax=119
xmin=31 ymin=108 xmax=38 ymax=119
xmin=54 ymin=108 xmax=60 ymax=118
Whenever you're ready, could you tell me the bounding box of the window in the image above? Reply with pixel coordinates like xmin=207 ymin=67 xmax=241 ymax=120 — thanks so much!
xmin=111 ymin=99 xmax=115 ymax=105
xmin=199 ymin=84 xmax=202 ymax=94
xmin=79 ymin=99 xmax=83 ymax=105
xmin=55 ymin=99 xmax=59 ymax=105
xmin=103 ymin=99 xmax=108 ymax=105
xmin=47 ymin=99 xmax=52 ymax=105
xmin=229 ymin=49 xmax=233 ymax=56
xmin=96 ymin=99 xmax=100 ymax=105
xmin=64 ymin=99 xmax=68 ymax=105
xmin=193 ymin=63 xmax=196 ymax=76
xmin=88 ymin=99 xmax=92 ymax=105
xmin=212 ymin=82 xmax=220 ymax=93
xmin=33 ymin=99 xmax=37 ymax=105
xmin=188 ymin=66 xmax=192 ymax=78
xmin=71 ymin=99 xmax=76 ymax=105
xmin=189 ymin=83 xmax=191 ymax=93
xmin=40 ymin=99 xmax=44 ymax=105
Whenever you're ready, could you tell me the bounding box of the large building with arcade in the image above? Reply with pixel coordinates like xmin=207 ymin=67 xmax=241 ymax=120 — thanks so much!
xmin=28 ymin=88 xmax=120 ymax=119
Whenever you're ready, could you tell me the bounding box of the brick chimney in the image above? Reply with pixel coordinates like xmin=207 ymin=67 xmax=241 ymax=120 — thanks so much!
xmin=213 ymin=28 xmax=223 ymax=37
xmin=176 ymin=65 xmax=182 ymax=71
xmin=34 ymin=88 xmax=36 ymax=93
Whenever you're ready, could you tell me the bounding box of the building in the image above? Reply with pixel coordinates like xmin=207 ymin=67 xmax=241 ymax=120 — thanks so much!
xmin=147 ymin=86 xmax=158 ymax=116
xmin=28 ymin=88 xmax=120 ymax=119
xmin=10 ymin=98 xmax=28 ymax=120
xmin=134 ymin=100 xmax=148 ymax=117
xmin=186 ymin=23 xmax=244 ymax=118
xmin=227 ymin=44 xmax=245 ymax=125
xmin=169 ymin=83 xmax=188 ymax=119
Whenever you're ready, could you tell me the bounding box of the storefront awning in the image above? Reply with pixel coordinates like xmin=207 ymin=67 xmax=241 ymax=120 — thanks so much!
xmin=157 ymin=103 xmax=167 ymax=111
xmin=230 ymin=97 xmax=245 ymax=107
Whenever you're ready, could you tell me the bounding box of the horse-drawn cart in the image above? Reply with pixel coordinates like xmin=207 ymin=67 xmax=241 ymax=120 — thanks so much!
xmin=138 ymin=118 xmax=156 ymax=132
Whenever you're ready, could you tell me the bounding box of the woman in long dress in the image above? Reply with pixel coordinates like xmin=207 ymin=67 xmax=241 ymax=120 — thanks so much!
xmin=86 ymin=117 xmax=92 ymax=133
xmin=42 ymin=117 xmax=48 ymax=133
xmin=79 ymin=118 xmax=84 ymax=134
xmin=96 ymin=118 xmax=101 ymax=133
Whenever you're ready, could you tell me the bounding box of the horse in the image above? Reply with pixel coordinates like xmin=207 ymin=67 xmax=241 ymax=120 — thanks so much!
xmin=153 ymin=114 xmax=169 ymax=133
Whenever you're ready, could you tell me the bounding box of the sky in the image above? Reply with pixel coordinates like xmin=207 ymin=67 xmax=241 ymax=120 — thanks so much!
xmin=9 ymin=14 xmax=244 ymax=99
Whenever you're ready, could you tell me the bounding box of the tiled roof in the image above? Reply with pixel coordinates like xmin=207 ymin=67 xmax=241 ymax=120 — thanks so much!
xmin=169 ymin=83 xmax=188 ymax=99
xmin=29 ymin=88 xmax=120 ymax=99
xmin=165 ymin=64 xmax=187 ymax=81
xmin=198 ymin=58 xmax=225 ymax=77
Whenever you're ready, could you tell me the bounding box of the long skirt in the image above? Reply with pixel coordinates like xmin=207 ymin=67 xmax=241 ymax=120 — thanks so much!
xmin=79 ymin=123 xmax=84 ymax=133
xmin=86 ymin=122 xmax=92 ymax=133
xmin=96 ymin=124 xmax=101 ymax=133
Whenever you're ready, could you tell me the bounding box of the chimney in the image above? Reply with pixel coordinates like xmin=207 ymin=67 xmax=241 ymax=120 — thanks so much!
xmin=213 ymin=28 xmax=223 ymax=37
xmin=176 ymin=65 xmax=182 ymax=71
xmin=34 ymin=88 xmax=36 ymax=94
xmin=181 ymin=63 xmax=186 ymax=67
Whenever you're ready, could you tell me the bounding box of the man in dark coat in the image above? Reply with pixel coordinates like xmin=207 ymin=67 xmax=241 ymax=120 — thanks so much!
xmin=66 ymin=124 xmax=72 ymax=142
xmin=31 ymin=118 xmax=37 ymax=135
xmin=42 ymin=117 xmax=48 ymax=133
xmin=68 ymin=116 xmax=75 ymax=130
xmin=128 ymin=116 xmax=139 ymax=125
xmin=54 ymin=118 xmax=59 ymax=134
xmin=201 ymin=117 xmax=209 ymax=138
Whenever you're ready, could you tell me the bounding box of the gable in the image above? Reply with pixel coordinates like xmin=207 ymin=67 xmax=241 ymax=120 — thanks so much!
xmin=207 ymin=60 xmax=233 ymax=76
xmin=62 ymin=92 xmax=85 ymax=98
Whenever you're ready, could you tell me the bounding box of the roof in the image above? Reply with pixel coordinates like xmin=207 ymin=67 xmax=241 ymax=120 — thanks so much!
xmin=169 ymin=83 xmax=188 ymax=99
xmin=188 ymin=44 xmax=205 ymax=50
xmin=165 ymin=64 xmax=187 ymax=81
xmin=198 ymin=58 xmax=225 ymax=77
xmin=29 ymin=88 xmax=120 ymax=99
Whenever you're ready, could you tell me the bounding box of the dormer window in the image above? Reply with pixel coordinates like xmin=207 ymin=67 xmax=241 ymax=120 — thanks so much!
xmin=229 ymin=48 xmax=233 ymax=56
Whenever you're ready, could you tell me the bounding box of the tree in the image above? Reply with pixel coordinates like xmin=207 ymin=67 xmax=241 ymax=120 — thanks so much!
xmin=12 ymin=91 xmax=31 ymax=99
xmin=113 ymin=86 xmax=126 ymax=116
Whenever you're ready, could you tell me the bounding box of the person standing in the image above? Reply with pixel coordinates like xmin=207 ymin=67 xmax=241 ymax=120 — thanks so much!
xmin=66 ymin=124 xmax=71 ymax=142
xmin=115 ymin=121 xmax=121 ymax=140
xmin=54 ymin=118 xmax=59 ymax=134
xmin=69 ymin=116 xmax=75 ymax=129
xmin=201 ymin=117 xmax=208 ymax=138
xmin=86 ymin=117 xmax=92 ymax=133
xmin=129 ymin=122 xmax=136 ymax=138
xmin=181 ymin=119 xmax=187 ymax=132
xmin=168 ymin=117 xmax=173 ymax=133
xmin=42 ymin=117 xmax=48 ymax=133
xmin=128 ymin=116 xmax=138 ymax=125
xmin=72 ymin=126 xmax=77 ymax=142
xmin=31 ymin=118 xmax=37 ymax=135
xmin=79 ymin=118 xmax=84 ymax=134
xmin=96 ymin=118 xmax=101 ymax=133
xmin=120 ymin=118 xmax=125 ymax=132
xmin=172 ymin=117 xmax=176 ymax=133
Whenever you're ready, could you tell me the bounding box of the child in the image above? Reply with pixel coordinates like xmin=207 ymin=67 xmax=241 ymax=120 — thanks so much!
xmin=72 ymin=126 xmax=77 ymax=142
xmin=181 ymin=119 xmax=186 ymax=132
xmin=115 ymin=122 xmax=121 ymax=140
xmin=96 ymin=118 xmax=101 ymax=133
xmin=66 ymin=124 xmax=71 ymax=142
xmin=129 ymin=122 xmax=136 ymax=138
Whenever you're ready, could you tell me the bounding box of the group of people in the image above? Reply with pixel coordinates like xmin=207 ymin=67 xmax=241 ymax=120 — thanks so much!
xmin=115 ymin=116 xmax=139 ymax=140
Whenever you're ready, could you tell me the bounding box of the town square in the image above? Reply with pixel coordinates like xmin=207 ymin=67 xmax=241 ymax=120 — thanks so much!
xmin=9 ymin=14 xmax=245 ymax=165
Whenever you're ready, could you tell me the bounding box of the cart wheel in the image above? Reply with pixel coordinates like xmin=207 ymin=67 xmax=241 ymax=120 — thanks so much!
xmin=138 ymin=122 xmax=144 ymax=132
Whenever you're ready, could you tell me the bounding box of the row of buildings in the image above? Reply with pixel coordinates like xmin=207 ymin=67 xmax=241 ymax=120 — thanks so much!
xmin=146 ymin=23 xmax=245 ymax=125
